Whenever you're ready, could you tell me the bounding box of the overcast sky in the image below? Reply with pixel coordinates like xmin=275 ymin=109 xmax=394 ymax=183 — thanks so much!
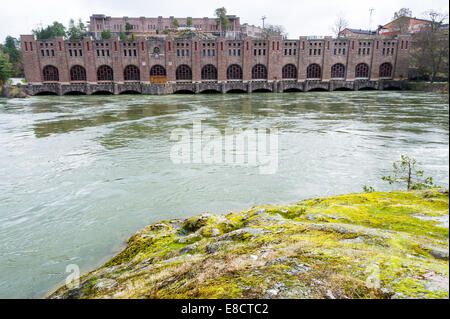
xmin=0 ymin=0 xmax=448 ymax=42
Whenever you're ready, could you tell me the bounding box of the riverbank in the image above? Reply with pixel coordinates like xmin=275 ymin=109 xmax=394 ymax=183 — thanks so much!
xmin=408 ymin=82 xmax=449 ymax=94
xmin=0 ymin=85 xmax=29 ymax=98
xmin=48 ymin=189 xmax=449 ymax=299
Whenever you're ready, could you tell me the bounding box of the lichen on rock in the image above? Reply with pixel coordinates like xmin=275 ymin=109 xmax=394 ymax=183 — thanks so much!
xmin=48 ymin=189 xmax=449 ymax=299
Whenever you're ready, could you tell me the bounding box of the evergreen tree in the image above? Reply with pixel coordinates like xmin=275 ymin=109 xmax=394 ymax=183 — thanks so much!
xmin=101 ymin=30 xmax=112 ymax=40
xmin=215 ymin=7 xmax=230 ymax=35
xmin=0 ymin=52 xmax=13 ymax=84
xmin=187 ymin=17 xmax=193 ymax=28
xmin=67 ymin=19 xmax=87 ymax=40
xmin=33 ymin=21 xmax=67 ymax=40
xmin=119 ymin=30 xmax=127 ymax=40
xmin=2 ymin=36 xmax=23 ymax=77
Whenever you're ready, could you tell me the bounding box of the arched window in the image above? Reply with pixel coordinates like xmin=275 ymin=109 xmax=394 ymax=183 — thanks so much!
xmin=70 ymin=65 xmax=86 ymax=81
xmin=307 ymin=64 xmax=321 ymax=79
xmin=43 ymin=65 xmax=59 ymax=82
xmin=97 ymin=65 xmax=114 ymax=81
xmin=355 ymin=63 xmax=369 ymax=78
xmin=227 ymin=64 xmax=242 ymax=80
xmin=150 ymin=65 xmax=166 ymax=76
xmin=201 ymin=64 xmax=218 ymax=80
xmin=124 ymin=65 xmax=140 ymax=81
xmin=379 ymin=62 xmax=393 ymax=78
xmin=252 ymin=64 xmax=268 ymax=80
xmin=176 ymin=65 xmax=192 ymax=81
xmin=331 ymin=63 xmax=346 ymax=79
xmin=282 ymin=64 xmax=297 ymax=79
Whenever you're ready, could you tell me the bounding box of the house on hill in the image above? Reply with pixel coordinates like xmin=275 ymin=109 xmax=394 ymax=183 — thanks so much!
xmin=377 ymin=17 xmax=432 ymax=35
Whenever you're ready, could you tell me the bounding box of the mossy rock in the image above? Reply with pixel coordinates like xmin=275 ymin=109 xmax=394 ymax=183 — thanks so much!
xmin=1 ymin=86 xmax=29 ymax=98
xmin=48 ymin=189 xmax=449 ymax=299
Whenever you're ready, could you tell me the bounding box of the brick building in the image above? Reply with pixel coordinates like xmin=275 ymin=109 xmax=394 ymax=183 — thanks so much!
xmin=377 ymin=17 xmax=432 ymax=35
xmin=20 ymin=33 xmax=411 ymax=95
xmin=89 ymin=14 xmax=246 ymax=39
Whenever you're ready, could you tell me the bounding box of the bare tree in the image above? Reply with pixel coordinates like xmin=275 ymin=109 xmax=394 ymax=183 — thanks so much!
xmin=424 ymin=9 xmax=449 ymax=31
xmin=261 ymin=24 xmax=288 ymax=39
xmin=390 ymin=8 xmax=413 ymax=34
xmin=411 ymin=9 xmax=449 ymax=82
xmin=332 ymin=15 xmax=349 ymax=38
xmin=393 ymin=8 xmax=412 ymax=19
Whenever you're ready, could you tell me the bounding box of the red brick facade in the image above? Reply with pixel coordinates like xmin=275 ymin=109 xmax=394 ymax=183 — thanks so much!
xmin=20 ymin=34 xmax=411 ymax=88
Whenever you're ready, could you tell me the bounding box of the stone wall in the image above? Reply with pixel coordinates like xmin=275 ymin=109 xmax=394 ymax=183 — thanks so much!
xmin=26 ymin=80 xmax=407 ymax=96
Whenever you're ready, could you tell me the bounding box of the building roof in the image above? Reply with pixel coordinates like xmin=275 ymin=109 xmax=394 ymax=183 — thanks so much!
xmin=343 ymin=28 xmax=376 ymax=35
xmin=379 ymin=16 xmax=432 ymax=29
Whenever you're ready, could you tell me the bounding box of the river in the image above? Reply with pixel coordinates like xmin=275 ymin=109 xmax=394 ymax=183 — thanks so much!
xmin=0 ymin=91 xmax=448 ymax=298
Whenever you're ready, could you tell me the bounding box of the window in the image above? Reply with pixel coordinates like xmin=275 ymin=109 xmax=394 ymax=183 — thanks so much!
xmin=150 ymin=65 xmax=166 ymax=76
xmin=331 ymin=63 xmax=345 ymax=79
xmin=201 ymin=64 xmax=218 ymax=80
xmin=97 ymin=65 xmax=114 ymax=81
xmin=379 ymin=62 xmax=393 ymax=78
xmin=70 ymin=65 xmax=86 ymax=81
xmin=176 ymin=65 xmax=192 ymax=81
xmin=282 ymin=64 xmax=297 ymax=79
xmin=306 ymin=64 xmax=321 ymax=79
xmin=252 ymin=64 xmax=267 ymax=80
xmin=227 ymin=64 xmax=242 ymax=80
xmin=355 ymin=63 xmax=369 ymax=78
xmin=42 ymin=65 xmax=59 ymax=81
xmin=124 ymin=65 xmax=140 ymax=81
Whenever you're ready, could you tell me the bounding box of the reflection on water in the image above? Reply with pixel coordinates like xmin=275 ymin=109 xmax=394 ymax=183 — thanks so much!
xmin=0 ymin=91 xmax=448 ymax=298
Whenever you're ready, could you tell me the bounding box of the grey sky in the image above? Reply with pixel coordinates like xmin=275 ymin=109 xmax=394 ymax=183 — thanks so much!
xmin=0 ymin=0 xmax=448 ymax=42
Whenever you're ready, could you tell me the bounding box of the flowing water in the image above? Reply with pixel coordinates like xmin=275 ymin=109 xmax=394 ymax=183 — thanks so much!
xmin=0 ymin=91 xmax=448 ymax=298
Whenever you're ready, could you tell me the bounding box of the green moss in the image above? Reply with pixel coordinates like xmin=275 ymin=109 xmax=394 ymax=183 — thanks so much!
xmin=48 ymin=189 xmax=449 ymax=300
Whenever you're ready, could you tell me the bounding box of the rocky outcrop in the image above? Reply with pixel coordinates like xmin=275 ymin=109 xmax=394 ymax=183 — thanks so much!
xmin=0 ymin=85 xmax=29 ymax=98
xmin=48 ymin=189 xmax=449 ymax=299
